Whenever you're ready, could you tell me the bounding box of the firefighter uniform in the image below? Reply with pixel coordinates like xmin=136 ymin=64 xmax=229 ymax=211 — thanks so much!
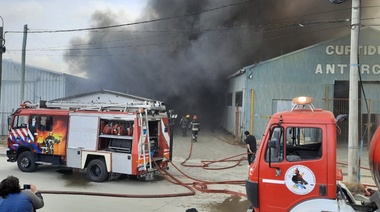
xmin=189 ymin=115 xmax=200 ymax=142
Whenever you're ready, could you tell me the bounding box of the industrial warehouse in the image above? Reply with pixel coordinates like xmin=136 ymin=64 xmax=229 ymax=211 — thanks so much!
xmin=0 ymin=59 xmax=98 ymax=135
xmin=224 ymin=27 xmax=380 ymax=144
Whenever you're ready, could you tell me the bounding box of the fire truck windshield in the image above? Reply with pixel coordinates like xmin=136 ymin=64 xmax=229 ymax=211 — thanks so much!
xmin=265 ymin=126 xmax=322 ymax=163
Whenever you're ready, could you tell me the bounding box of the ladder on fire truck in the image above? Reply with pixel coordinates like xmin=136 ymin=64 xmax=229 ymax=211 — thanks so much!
xmin=21 ymin=100 xmax=167 ymax=176
xmin=21 ymin=99 xmax=166 ymax=112
xmin=47 ymin=100 xmax=165 ymax=112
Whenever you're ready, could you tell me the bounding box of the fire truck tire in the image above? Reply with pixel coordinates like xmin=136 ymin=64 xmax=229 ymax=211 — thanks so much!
xmin=87 ymin=159 xmax=109 ymax=182
xmin=17 ymin=151 xmax=37 ymax=172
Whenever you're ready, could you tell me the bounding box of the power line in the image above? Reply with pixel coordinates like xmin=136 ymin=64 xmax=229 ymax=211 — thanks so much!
xmin=7 ymin=17 xmax=350 ymax=53
xmin=7 ymin=15 xmax=352 ymax=53
xmin=4 ymin=5 xmax=359 ymax=54
xmin=6 ymin=24 xmax=348 ymax=58
xmin=3 ymin=2 xmax=359 ymax=54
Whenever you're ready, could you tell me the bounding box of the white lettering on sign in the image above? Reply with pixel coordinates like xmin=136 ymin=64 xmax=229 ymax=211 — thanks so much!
xmin=374 ymin=64 xmax=380 ymax=74
xmin=315 ymin=64 xmax=380 ymax=74
xmin=326 ymin=64 xmax=335 ymax=74
xmin=316 ymin=45 xmax=380 ymax=75
xmin=362 ymin=64 xmax=370 ymax=74
xmin=325 ymin=45 xmax=380 ymax=56
xmin=315 ymin=64 xmax=323 ymax=74
xmin=337 ymin=64 xmax=348 ymax=74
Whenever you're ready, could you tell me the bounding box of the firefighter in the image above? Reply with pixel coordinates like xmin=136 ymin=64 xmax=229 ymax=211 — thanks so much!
xmin=40 ymin=132 xmax=61 ymax=154
xmin=180 ymin=114 xmax=190 ymax=136
xmin=189 ymin=115 xmax=200 ymax=142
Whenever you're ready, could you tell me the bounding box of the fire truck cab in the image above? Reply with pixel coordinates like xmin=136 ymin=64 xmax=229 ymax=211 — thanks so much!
xmin=245 ymin=96 xmax=380 ymax=211
xmin=7 ymin=100 xmax=171 ymax=182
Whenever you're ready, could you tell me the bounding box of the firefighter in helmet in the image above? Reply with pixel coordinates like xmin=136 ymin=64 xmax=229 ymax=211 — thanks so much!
xmin=189 ymin=115 xmax=200 ymax=142
xmin=40 ymin=132 xmax=61 ymax=154
xmin=180 ymin=114 xmax=190 ymax=136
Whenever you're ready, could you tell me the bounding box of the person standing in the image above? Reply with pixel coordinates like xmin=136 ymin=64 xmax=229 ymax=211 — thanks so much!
xmin=189 ymin=115 xmax=200 ymax=142
xmin=0 ymin=175 xmax=44 ymax=211
xmin=245 ymin=131 xmax=257 ymax=165
xmin=180 ymin=115 xmax=190 ymax=136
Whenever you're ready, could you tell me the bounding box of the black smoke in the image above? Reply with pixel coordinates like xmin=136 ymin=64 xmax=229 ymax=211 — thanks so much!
xmin=64 ymin=0 xmax=378 ymax=128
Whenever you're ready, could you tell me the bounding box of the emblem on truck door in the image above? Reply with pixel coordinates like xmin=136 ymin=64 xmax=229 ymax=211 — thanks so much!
xmin=285 ymin=165 xmax=316 ymax=195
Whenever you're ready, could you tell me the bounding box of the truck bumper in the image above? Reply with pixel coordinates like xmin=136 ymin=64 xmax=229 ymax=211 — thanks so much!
xmin=245 ymin=179 xmax=259 ymax=208
xmin=7 ymin=150 xmax=17 ymax=162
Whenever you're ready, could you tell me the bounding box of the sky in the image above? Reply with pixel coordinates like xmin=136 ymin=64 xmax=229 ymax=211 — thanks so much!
xmin=0 ymin=0 xmax=147 ymax=76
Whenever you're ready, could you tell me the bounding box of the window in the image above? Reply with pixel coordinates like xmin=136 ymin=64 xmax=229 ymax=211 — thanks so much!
xmin=265 ymin=126 xmax=322 ymax=163
xmin=285 ymin=127 xmax=322 ymax=161
xmin=39 ymin=116 xmax=54 ymax=131
xmin=12 ymin=115 xmax=29 ymax=129
xmin=235 ymin=91 xmax=242 ymax=107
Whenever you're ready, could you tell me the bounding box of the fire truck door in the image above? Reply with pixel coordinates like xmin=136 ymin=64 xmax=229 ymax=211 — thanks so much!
xmin=33 ymin=115 xmax=68 ymax=156
xmin=258 ymin=126 xmax=326 ymax=211
xmin=67 ymin=114 xmax=99 ymax=168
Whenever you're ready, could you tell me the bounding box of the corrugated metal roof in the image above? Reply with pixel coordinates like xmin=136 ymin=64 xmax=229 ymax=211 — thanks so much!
xmin=51 ymin=89 xmax=158 ymax=102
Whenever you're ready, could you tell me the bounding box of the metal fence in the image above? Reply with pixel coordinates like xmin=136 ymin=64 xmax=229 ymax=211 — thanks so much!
xmin=325 ymin=98 xmax=380 ymax=147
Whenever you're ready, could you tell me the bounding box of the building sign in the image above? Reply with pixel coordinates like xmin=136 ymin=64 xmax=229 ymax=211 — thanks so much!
xmin=315 ymin=45 xmax=380 ymax=75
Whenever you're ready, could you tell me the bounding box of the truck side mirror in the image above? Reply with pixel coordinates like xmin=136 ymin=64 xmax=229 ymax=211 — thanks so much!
xmin=268 ymin=138 xmax=281 ymax=176
xmin=268 ymin=139 xmax=278 ymax=149
xmin=335 ymin=114 xmax=347 ymax=123
xmin=268 ymin=139 xmax=278 ymax=166
xmin=7 ymin=116 xmax=12 ymax=131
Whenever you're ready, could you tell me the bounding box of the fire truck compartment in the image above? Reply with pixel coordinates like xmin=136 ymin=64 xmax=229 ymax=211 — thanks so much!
xmin=106 ymin=139 xmax=132 ymax=153
xmin=111 ymin=152 xmax=132 ymax=173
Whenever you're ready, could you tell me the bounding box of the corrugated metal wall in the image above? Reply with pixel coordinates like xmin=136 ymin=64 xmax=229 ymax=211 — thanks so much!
xmin=226 ymin=28 xmax=380 ymax=141
xmin=0 ymin=60 xmax=66 ymax=135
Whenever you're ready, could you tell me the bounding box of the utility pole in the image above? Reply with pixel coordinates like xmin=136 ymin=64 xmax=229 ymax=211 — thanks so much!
xmin=21 ymin=24 xmax=27 ymax=103
xmin=348 ymin=0 xmax=360 ymax=183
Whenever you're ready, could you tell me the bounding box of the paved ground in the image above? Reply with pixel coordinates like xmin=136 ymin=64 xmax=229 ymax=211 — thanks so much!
xmin=0 ymin=130 xmax=251 ymax=212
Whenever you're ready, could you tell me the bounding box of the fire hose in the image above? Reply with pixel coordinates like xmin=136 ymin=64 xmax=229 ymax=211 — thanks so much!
xmin=39 ymin=134 xmax=248 ymax=198
xmin=168 ymin=134 xmax=248 ymax=197
xmin=337 ymin=161 xmax=378 ymax=196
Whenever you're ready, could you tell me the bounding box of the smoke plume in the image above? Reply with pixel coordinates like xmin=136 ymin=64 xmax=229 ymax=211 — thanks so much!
xmin=64 ymin=0 xmax=378 ymax=128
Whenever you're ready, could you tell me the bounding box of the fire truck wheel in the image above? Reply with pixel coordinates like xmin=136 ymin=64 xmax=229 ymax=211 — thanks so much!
xmin=17 ymin=151 xmax=37 ymax=172
xmin=87 ymin=159 xmax=109 ymax=182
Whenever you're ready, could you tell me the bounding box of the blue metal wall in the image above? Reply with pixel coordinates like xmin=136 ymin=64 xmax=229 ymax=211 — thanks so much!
xmin=235 ymin=28 xmax=380 ymax=139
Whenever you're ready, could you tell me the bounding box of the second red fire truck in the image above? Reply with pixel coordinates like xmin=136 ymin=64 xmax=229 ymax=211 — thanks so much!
xmin=245 ymin=96 xmax=380 ymax=211
xmin=7 ymin=100 xmax=171 ymax=182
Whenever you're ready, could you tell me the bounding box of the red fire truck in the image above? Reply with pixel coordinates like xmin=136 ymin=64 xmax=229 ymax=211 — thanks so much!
xmin=7 ymin=100 xmax=171 ymax=182
xmin=246 ymin=96 xmax=380 ymax=211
